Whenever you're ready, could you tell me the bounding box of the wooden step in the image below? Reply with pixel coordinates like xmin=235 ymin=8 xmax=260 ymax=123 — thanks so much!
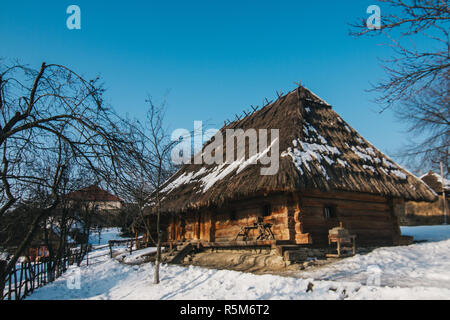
xmin=166 ymin=244 xmax=193 ymax=264
xmin=283 ymin=250 xmax=308 ymax=262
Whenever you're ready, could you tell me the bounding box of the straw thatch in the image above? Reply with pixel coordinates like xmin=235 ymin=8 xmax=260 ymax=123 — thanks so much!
xmin=419 ymin=171 xmax=450 ymax=195
xmin=150 ymin=86 xmax=436 ymax=214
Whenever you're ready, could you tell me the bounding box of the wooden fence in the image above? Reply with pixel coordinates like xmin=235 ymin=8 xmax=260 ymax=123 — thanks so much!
xmin=1 ymin=250 xmax=83 ymax=301
xmin=108 ymin=236 xmax=144 ymax=258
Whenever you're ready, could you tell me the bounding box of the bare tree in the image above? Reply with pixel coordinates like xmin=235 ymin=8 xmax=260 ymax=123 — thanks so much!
xmin=396 ymin=82 xmax=449 ymax=173
xmin=145 ymin=99 xmax=177 ymax=285
xmin=351 ymin=0 xmax=449 ymax=172
xmin=113 ymin=96 xmax=177 ymax=284
xmin=112 ymin=119 xmax=157 ymax=247
xmin=0 ymin=60 xmax=132 ymax=296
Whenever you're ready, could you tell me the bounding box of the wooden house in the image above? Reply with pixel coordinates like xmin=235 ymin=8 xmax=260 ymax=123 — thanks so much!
xmin=65 ymin=185 xmax=124 ymax=229
xmin=145 ymin=86 xmax=436 ymax=248
xmin=66 ymin=185 xmax=123 ymax=211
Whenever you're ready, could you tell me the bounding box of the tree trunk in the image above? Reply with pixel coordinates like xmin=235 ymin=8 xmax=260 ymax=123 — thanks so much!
xmin=154 ymin=240 xmax=160 ymax=284
xmin=153 ymin=211 xmax=161 ymax=284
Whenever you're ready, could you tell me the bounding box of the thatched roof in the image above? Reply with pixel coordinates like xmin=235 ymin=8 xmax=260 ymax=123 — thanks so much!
xmin=150 ymin=86 xmax=436 ymax=213
xmin=420 ymin=171 xmax=450 ymax=194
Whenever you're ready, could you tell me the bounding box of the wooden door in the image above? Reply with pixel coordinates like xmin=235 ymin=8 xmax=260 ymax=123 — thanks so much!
xmin=199 ymin=211 xmax=212 ymax=241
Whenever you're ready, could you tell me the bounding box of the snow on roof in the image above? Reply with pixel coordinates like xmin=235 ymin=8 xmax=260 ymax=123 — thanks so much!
xmin=162 ymin=138 xmax=279 ymax=195
xmin=420 ymin=172 xmax=450 ymax=192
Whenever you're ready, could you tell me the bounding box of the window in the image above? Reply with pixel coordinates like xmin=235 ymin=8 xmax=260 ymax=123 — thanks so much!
xmin=324 ymin=206 xmax=337 ymax=219
xmin=263 ymin=204 xmax=271 ymax=217
xmin=230 ymin=210 xmax=237 ymax=221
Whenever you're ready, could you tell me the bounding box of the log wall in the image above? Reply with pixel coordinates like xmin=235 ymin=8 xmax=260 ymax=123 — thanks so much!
xmin=165 ymin=193 xmax=294 ymax=243
xmin=297 ymin=190 xmax=401 ymax=246
xmin=160 ymin=190 xmax=403 ymax=247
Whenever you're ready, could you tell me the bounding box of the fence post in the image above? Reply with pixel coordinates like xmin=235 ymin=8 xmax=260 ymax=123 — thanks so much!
xmin=32 ymin=261 xmax=36 ymax=290
xmin=18 ymin=263 xmax=24 ymax=299
xmin=13 ymin=263 xmax=18 ymax=300
xmin=109 ymin=241 xmax=113 ymax=258
xmin=24 ymin=262 xmax=29 ymax=297
xmin=8 ymin=271 xmax=12 ymax=300
xmin=0 ymin=260 xmax=6 ymax=300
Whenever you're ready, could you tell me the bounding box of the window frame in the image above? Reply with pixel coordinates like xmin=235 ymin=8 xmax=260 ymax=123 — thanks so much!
xmin=323 ymin=205 xmax=337 ymax=220
xmin=230 ymin=209 xmax=237 ymax=221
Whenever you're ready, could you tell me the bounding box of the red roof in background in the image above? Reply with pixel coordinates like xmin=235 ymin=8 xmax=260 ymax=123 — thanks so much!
xmin=66 ymin=185 xmax=122 ymax=202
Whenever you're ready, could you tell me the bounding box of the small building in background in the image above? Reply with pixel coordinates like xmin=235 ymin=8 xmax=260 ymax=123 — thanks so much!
xmin=66 ymin=185 xmax=123 ymax=211
xmin=27 ymin=185 xmax=123 ymax=261
xmin=404 ymin=171 xmax=449 ymax=225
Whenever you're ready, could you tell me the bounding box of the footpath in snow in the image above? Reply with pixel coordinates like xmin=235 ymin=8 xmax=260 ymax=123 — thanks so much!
xmin=27 ymin=226 xmax=450 ymax=300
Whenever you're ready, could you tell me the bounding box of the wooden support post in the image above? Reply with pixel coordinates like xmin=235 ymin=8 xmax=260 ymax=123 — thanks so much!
xmin=109 ymin=241 xmax=113 ymax=258
xmin=337 ymin=241 xmax=341 ymax=257
xmin=441 ymin=161 xmax=448 ymax=225
xmin=352 ymin=237 xmax=356 ymax=256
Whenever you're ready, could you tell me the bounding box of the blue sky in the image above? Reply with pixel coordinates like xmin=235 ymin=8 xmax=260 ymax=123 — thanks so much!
xmin=0 ymin=1 xmax=417 ymax=166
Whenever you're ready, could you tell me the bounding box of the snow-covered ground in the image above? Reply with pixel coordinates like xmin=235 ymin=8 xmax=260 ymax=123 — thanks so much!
xmin=115 ymin=247 xmax=162 ymax=265
xmin=401 ymin=225 xmax=450 ymax=242
xmin=89 ymin=228 xmax=124 ymax=246
xmin=27 ymin=225 xmax=450 ymax=300
xmin=293 ymin=226 xmax=450 ymax=289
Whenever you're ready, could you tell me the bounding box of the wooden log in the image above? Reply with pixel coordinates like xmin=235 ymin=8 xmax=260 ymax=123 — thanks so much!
xmin=295 ymin=233 xmax=312 ymax=244
xmin=300 ymin=190 xmax=387 ymax=203
xmin=301 ymin=199 xmax=390 ymax=211
xmin=283 ymin=250 xmax=308 ymax=262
